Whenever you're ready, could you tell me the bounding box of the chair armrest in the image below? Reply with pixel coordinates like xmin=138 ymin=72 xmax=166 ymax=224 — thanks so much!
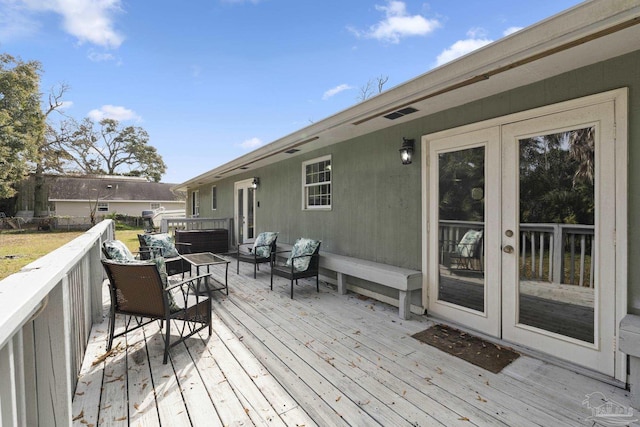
xmin=142 ymin=244 xmax=184 ymax=258
xmin=272 ymin=249 xmax=292 ymax=255
xmin=237 ymin=242 xmax=254 ymax=252
xmin=250 ymin=243 xmax=273 ymax=258
xmin=291 ymin=254 xmax=320 ymax=264
xmin=175 ymin=241 xmax=192 ymax=254
xmin=288 ymin=252 xmax=320 ymax=272
xmin=166 ymin=273 xmax=212 ymax=292
xmin=271 ymin=249 xmax=292 ymax=265
xmin=137 ymin=246 xmax=162 ymax=260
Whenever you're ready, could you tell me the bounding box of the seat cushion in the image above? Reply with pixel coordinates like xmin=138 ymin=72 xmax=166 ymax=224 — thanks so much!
xmin=103 ymin=240 xmax=136 ymax=262
xmin=140 ymin=233 xmax=180 ymax=258
xmin=253 ymin=232 xmax=278 ymax=258
xmin=456 ymin=230 xmax=483 ymax=257
xmin=146 ymin=257 xmax=181 ymax=312
xmin=286 ymin=238 xmax=320 ymax=272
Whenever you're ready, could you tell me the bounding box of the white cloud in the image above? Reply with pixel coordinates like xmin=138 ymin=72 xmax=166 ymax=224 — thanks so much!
xmin=59 ymin=100 xmax=73 ymax=110
xmin=87 ymin=105 xmax=141 ymax=122
xmin=466 ymin=27 xmax=488 ymax=39
xmin=503 ymin=26 xmax=523 ymax=36
xmin=322 ymin=84 xmax=353 ymax=100
xmin=239 ymin=137 xmax=263 ymax=150
xmin=349 ymin=1 xmax=441 ymax=44
xmin=3 ymin=0 xmax=124 ymax=48
xmin=0 ymin=1 xmax=40 ymax=41
xmin=87 ymin=50 xmax=116 ymax=62
xmin=435 ymin=29 xmax=493 ymax=67
xmin=191 ymin=64 xmax=202 ymax=78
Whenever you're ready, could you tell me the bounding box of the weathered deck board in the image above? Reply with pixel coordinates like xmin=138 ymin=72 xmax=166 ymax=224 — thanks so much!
xmin=184 ymin=336 xmax=252 ymax=426
xmin=125 ymin=319 xmax=160 ymax=426
xmin=72 ymin=260 xmax=634 ymax=426
xmin=235 ymin=275 xmax=554 ymax=426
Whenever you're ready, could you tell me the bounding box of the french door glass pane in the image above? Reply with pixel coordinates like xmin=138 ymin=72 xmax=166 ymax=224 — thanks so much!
xmin=437 ymin=146 xmax=486 ymax=312
xmin=518 ymin=127 xmax=595 ymax=343
xmin=248 ymin=188 xmax=255 ymax=240
xmin=238 ymin=188 xmax=244 ymax=243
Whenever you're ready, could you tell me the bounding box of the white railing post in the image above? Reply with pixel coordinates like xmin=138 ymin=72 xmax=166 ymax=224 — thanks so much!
xmin=552 ymin=224 xmax=563 ymax=284
xmin=33 ymin=277 xmax=72 ymax=426
xmin=0 ymin=339 xmax=18 ymax=426
xmin=0 ymin=220 xmax=114 ymax=426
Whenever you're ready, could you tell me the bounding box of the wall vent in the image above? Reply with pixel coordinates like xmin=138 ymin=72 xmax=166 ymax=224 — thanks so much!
xmin=384 ymin=107 xmax=418 ymax=120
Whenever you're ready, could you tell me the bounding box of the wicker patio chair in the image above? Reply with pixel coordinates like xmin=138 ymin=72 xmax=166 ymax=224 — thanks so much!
xmin=101 ymin=259 xmax=212 ymax=364
xmin=270 ymin=238 xmax=321 ymax=298
xmin=137 ymin=233 xmax=192 ymax=277
xmin=236 ymin=231 xmax=278 ymax=278
xmin=445 ymin=229 xmax=484 ymax=274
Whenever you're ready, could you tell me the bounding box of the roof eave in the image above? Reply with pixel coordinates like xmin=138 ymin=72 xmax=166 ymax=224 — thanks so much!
xmin=173 ymin=0 xmax=640 ymax=192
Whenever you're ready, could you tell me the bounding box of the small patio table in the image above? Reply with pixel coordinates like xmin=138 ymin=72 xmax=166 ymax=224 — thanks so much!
xmin=181 ymin=252 xmax=230 ymax=295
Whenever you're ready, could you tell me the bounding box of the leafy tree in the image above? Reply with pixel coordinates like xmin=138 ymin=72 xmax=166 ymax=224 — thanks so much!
xmin=33 ymin=83 xmax=74 ymax=215
xmin=59 ymin=118 xmax=167 ymax=182
xmin=0 ymin=54 xmax=44 ymax=198
xmin=519 ymin=128 xmax=594 ymax=225
xmin=436 ymin=127 xmax=594 ymax=227
xmin=438 ymin=146 xmax=485 ymax=222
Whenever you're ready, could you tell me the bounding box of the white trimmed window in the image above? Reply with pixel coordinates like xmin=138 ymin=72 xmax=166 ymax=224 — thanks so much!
xmin=211 ymin=186 xmax=217 ymax=210
xmin=150 ymin=202 xmax=160 ymax=210
xmin=302 ymin=155 xmax=331 ymax=210
xmin=97 ymin=202 xmax=109 ymax=212
xmin=191 ymin=190 xmax=200 ymax=217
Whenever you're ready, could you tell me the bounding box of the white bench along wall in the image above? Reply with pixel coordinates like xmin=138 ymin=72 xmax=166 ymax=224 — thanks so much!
xmin=276 ymin=244 xmax=422 ymax=320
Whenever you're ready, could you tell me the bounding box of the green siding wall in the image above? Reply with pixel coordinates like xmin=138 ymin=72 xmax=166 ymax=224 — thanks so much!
xmin=193 ymin=49 xmax=640 ymax=312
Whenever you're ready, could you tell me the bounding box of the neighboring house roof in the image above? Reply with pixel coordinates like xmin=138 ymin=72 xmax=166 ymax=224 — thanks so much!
xmin=174 ymin=0 xmax=640 ymax=191
xmin=48 ymin=175 xmax=186 ymax=202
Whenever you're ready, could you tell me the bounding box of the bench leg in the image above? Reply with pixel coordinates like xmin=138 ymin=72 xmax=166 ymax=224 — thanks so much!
xmin=398 ymin=291 xmax=411 ymax=320
xmin=337 ymin=272 xmax=347 ymax=295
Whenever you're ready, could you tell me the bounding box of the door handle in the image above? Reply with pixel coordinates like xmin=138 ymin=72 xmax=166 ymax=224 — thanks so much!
xmin=503 ymin=245 xmax=514 ymax=254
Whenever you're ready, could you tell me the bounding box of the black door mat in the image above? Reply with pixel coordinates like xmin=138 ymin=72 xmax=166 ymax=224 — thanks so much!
xmin=412 ymin=324 xmax=519 ymax=374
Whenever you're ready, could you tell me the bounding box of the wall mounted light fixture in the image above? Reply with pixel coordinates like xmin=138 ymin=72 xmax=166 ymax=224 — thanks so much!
xmin=252 ymin=177 xmax=260 ymax=189
xmin=400 ymin=137 xmax=415 ymax=165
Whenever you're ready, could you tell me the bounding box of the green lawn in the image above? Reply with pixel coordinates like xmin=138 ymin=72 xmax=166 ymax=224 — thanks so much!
xmin=0 ymin=227 xmax=143 ymax=281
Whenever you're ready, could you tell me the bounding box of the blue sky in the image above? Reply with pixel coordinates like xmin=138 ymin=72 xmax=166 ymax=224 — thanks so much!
xmin=0 ymin=0 xmax=583 ymax=184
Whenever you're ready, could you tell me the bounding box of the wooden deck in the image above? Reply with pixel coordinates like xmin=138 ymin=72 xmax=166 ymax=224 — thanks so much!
xmin=72 ymin=260 xmax=633 ymax=426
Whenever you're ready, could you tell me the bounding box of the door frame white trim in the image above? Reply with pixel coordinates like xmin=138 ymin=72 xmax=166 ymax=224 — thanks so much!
xmin=234 ymin=178 xmax=257 ymax=245
xmin=424 ymin=127 xmax=501 ymax=337
xmin=420 ymin=88 xmax=628 ymax=381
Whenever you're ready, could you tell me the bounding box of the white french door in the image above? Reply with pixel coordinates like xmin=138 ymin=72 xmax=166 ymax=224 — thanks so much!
xmin=501 ymin=102 xmax=617 ymax=377
xmin=427 ymin=126 xmax=501 ymax=337
xmin=425 ymin=90 xmax=627 ymax=380
xmin=234 ymin=179 xmax=256 ymax=245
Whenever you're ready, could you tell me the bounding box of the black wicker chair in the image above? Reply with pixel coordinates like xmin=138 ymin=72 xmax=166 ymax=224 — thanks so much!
xmin=270 ymin=239 xmax=321 ymax=298
xmin=237 ymin=232 xmax=278 ymax=278
xmin=137 ymin=233 xmax=192 ymax=277
xmin=101 ymin=259 xmax=212 ymax=364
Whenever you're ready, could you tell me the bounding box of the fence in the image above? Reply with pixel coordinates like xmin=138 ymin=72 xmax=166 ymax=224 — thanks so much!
xmin=0 ymin=220 xmax=114 ymax=426
xmin=438 ymin=220 xmax=594 ymax=286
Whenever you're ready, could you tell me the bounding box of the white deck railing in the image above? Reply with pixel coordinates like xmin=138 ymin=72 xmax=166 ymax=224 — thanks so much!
xmin=439 ymin=220 xmax=594 ymax=286
xmin=0 ymin=220 xmax=114 ymax=426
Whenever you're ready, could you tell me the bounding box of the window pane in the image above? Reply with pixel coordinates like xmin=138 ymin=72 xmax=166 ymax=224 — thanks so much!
xmin=303 ymin=156 xmax=331 ymax=208
xmin=437 ymin=146 xmax=485 ymax=312
xmin=517 ymin=127 xmax=595 ymax=343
